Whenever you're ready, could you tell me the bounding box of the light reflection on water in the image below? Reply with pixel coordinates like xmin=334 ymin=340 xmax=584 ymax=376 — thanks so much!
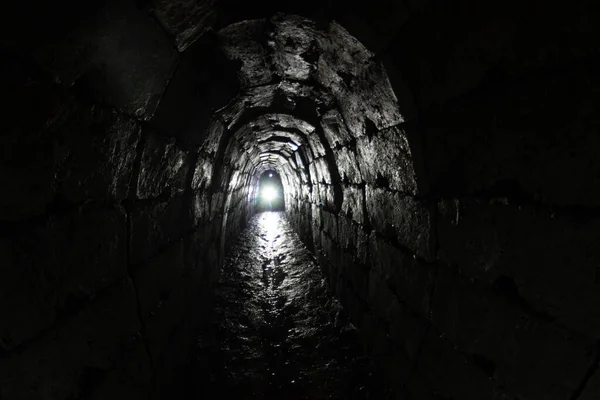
xmin=257 ymin=211 xmax=282 ymax=244
xmin=184 ymin=211 xmax=390 ymax=399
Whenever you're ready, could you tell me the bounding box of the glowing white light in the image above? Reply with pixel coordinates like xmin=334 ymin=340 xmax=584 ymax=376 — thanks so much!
xmin=261 ymin=185 xmax=278 ymax=202
xmin=259 ymin=211 xmax=280 ymax=237
xmin=269 ymin=173 xmax=273 ymax=177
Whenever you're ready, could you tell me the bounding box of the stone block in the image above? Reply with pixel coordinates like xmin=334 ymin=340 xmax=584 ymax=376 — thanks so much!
xmin=133 ymin=241 xmax=185 ymax=319
xmin=328 ymin=82 xmax=366 ymax=139
xmin=388 ymin=304 xmax=428 ymax=365
xmin=153 ymin=0 xmax=216 ymax=51
xmin=135 ymin=244 xmax=188 ymax=378
xmin=136 ymin=130 xmax=189 ymax=199
xmin=200 ymin=119 xmax=226 ymax=156
xmin=359 ymin=308 xmax=416 ymax=394
xmin=154 ymin=318 xmax=196 ymax=388
xmin=412 ymin=329 xmax=496 ymax=400
xmin=213 ymin=162 xmax=234 ymax=193
xmin=431 ymin=266 xmax=594 ymax=400
xmin=57 ymin=106 xmax=142 ymax=202
xmin=317 ymin=22 xmax=404 ymax=135
xmin=359 ymin=312 xmax=391 ymax=360
xmin=218 ymin=20 xmax=274 ymax=88
xmin=311 ymin=222 xmax=322 ymax=251
xmin=309 ymin=183 xmax=321 ymax=204
xmin=328 ymin=258 xmax=344 ymax=296
xmin=192 ymin=154 xmax=214 ymax=191
xmin=201 ymin=219 xmax=223 ymax=269
xmin=341 ymin=185 xmax=364 ymax=225
xmin=437 ymin=199 xmax=600 ymax=337
xmin=381 ymin=2 xmax=512 ymax=109
xmin=344 ymin=260 xmax=370 ymax=303
xmin=334 ymin=146 xmax=362 ymax=184
xmin=334 ymin=250 xmax=355 ymax=290
xmin=150 ymin=45 xmax=239 ymax=148
xmin=416 ymin=58 xmax=600 ymax=206
xmin=0 ymin=206 xmax=127 ymax=351
xmin=35 ymin=1 xmax=178 ymax=119
xmin=337 ymin=214 xmax=357 ymax=251
xmin=182 ymin=229 xmax=213 ymax=309
xmin=311 ymin=157 xmax=332 ymax=184
xmin=320 ymin=231 xmax=335 ymax=274
xmin=56 ymin=207 xmax=128 ymax=298
xmin=192 ymin=190 xmax=210 ymax=226
xmin=311 ymin=203 xmax=322 ymax=228
xmin=323 ymin=183 xmax=339 ymax=212
xmin=307 ymin=133 xmax=327 ymax=159
xmin=322 ymin=229 xmax=341 ymax=263
xmin=315 ymin=246 xmax=328 ymax=270
xmin=367 ymin=269 xmax=400 ymax=323
xmin=436 ymin=198 xmax=506 ymax=282
xmin=0 ymin=279 xmax=142 ymax=400
xmin=356 ymin=126 xmax=417 ymax=194
xmin=369 ymin=234 xmax=435 ymax=317
xmin=337 ymin=283 xmax=368 ymax=330
xmin=308 ymin=162 xmax=318 ymax=185
xmin=365 ymin=187 xmax=433 ymax=259
xmin=320 ymin=109 xmax=353 ymax=148
xmin=321 ymin=210 xmax=338 ymax=239
xmin=84 ymin=339 xmax=153 ymax=400
xmin=354 ymin=228 xmax=370 ymax=266
xmin=210 ymin=191 xmax=225 ymax=219
xmin=355 ymin=60 xmax=405 ymax=130
xmin=129 ymin=195 xmax=192 ymax=265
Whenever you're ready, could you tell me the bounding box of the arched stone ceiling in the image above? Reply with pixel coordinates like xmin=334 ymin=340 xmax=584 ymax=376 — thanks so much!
xmin=211 ymin=13 xmax=417 ymax=208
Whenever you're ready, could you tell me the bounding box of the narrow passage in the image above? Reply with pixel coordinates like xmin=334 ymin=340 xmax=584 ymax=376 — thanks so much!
xmin=183 ymin=211 xmax=389 ymax=399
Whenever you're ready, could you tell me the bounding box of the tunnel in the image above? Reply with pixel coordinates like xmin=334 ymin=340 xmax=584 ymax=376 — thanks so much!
xmin=2 ymin=0 xmax=600 ymax=399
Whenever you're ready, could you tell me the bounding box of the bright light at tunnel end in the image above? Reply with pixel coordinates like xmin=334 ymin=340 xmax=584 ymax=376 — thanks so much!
xmin=261 ymin=185 xmax=278 ymax=202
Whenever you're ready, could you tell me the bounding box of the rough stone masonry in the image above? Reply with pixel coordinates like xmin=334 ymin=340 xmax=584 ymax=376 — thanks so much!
xmin=1 ymin=0 xmax=600 ymax=399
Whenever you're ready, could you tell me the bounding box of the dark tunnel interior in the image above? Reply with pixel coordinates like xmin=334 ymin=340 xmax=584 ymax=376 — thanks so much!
xmin=2 ymin=0 xmax=600 ymax=399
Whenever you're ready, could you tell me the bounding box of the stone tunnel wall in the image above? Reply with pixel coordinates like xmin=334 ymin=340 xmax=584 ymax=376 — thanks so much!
xmin=0 ymin=2 xmax=242 ymax=399
xmin=280 ymin=3 xmax=600 ymax=400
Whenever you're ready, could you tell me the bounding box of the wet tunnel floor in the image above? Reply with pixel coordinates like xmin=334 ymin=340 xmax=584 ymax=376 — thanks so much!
xmin=177 ymin=212 xmax=390 ymax=399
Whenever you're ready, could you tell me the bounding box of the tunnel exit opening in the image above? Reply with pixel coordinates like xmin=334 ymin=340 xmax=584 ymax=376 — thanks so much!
xmin=256 ymin=170 xmax=285 ymax=212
